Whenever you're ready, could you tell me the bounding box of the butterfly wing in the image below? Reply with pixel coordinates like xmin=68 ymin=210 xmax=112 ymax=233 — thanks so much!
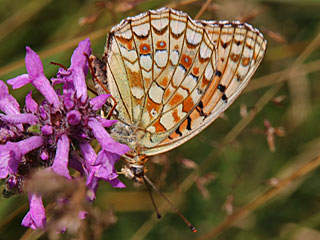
xmin=103 ymin=8 xmax=218 ymax=148
xmin=101 ymin=8 xmax=266 ymax=156
xmin=141 ymin=20 xmax=267 ymax=156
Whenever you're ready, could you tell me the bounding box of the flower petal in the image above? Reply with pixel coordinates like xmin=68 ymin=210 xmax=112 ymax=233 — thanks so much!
xmin=86 ymin=173 xmax=99 ymax=201
xmin=94 ymin=150 xmax=115 ymax=179
xmin=89 ymin=94 xmax=110 ymax=111
xmin=79 ymin=142 xmax=97 ymax=166
xmin=88 ymin=117 xmax=130 ymax=155
xmin=67 ymin=110 xmax=81 ymax=126
xmin=70 ymin=39 xmax=92 ymax=103
xmin=7 ymin=74 xmax=30 ymax=89
xmin=18 ymin=136 xmax=45 ymax=155
xmin=0 ymin=80 xmax=20 ymax=114
xmin=25 ymin=47 xmax=60 ymax=108
xmin=25 ymin=91 xmax=38 ymax=113
xmin=108 ymin=178 xmax=126 ymax=188
xmin=73 ymin=68 xmax=87 ymax=103
xmin=52 ymin=134 xmax=71 ymax=179
xmin=41 ymin=125 xmax=53 ymax=135
xmin=0 ymin=113 xmax=39 ymax=125
xmin=70 ymin=38 xmax=91 ymax=76
xmin=0 ymin=136 xmax=44 ymax=179
xmin=25 ymin=47 xmax=44 ymax=79
xmin=0 ymin=145 xmax=15 ymax=178
xmin=97 ymin=117 xmax=117 ymax=128
xmin=22 ymin=194 xmax=46 ymax=229
xmin=93 ymin=150 xmax=125 ymax=187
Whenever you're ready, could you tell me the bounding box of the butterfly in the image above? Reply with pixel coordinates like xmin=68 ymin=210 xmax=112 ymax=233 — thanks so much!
xmin=90 ymin=7 xmax=267 ymax=183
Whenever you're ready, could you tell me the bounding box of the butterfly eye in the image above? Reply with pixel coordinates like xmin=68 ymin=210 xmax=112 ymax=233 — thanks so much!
xmin=130 ymin=164 xmax=144 ymax=177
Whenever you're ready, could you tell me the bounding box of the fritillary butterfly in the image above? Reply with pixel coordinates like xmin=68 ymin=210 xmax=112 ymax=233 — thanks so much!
xmin=91 ymin=7 xmax=267 ymax=182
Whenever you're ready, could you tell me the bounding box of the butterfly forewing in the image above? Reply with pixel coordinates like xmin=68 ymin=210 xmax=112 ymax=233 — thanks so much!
xmin=98 ymin=8 xmax=266 ymax=157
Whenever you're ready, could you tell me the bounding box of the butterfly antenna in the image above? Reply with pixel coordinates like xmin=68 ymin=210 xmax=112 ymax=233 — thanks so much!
xmin=143 ymin=176 xmax=197 ymax=233
xmin=143 ymin=177 xmax=162 ymax=219
xmin=50 ymin=61 xmax=68 ymax=71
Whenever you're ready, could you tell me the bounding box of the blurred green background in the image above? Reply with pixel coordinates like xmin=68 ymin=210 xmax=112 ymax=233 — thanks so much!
xmin=1 ymin=0 xmax=320 ymax=239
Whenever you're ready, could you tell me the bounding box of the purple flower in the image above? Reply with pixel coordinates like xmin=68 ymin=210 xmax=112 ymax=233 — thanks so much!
xmin=0 ymin=81 xmax=20 ymax=115
xmin=25 ymin=91 xmax=38 ymax=114
xmin=67 ymin=110 xmax=81 ymax=126
xmin=90 ymin=94 xmax=110 ymax=111
xmin=22 ymin=194 xmax=46 ymax=229
xmin=51 ymin=134 xmax=71 ymax=179
xmin=0 ymin=136 xmax=44 ymax=178
xmin=7 ymin=47 xmax=60 ymax=108
xmin=88 ymin=118 xmax=130 ymax=155
xmin=0 ymin=38 xmax=130 ymax=230
xmin=78 ymin=210 xmax=87 ymax=220
xmin=0 ymin=113 xmax=39 ymax=125
xmin=69 ymin=39 xmax=91 ymax=103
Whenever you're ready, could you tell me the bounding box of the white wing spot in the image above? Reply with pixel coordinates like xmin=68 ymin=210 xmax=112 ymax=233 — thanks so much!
xmin=154 ymin=50 xmax=168 ymax=67
xmin=170 ymin=20 xmax=186 ymax=35
xmin=204 ymin=62 xmax=214 ymax=80
xmin=149 ymin=82 xmax=164 ymax=104
xmin=124 ymin=59 xmax=140 ymax=73
xmin=151 ymin=18 xmax=169 ymax=31
xmin=186 ymin=28 xmax=202 ymax=45
xmin=140 ymin=54 xmax=152 ymax=70
xmin=131 ymin=86 xmax=144 ymax=99
xmin=116 ymin=29 xmax=132 ymax=39
xmin=172 ymin=65 xmax=186 ymax=87
xmin=132 ymin=23 xmax=150 ymax=37
xmin=170 ymin=50 xmax=179 ymax=65
xmin=146 ymin=126 xmax=156 ymax=133
xmin=199 ymin=41 xmax=212 ymax=59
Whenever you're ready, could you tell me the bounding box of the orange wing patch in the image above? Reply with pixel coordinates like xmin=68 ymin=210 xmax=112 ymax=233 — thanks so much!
xmin=159 ymin=76 xmax=169 ymax=88
xmin=140 ymin=43 xmax=151 ymax=54
xmin=180 ymin=54 xmax=193 ymax=69
xmin=193 ymin=67 xmax=199 ymax=75
xmin=146 ymin=96 xmax=162 ymax=119
xmin=127 ymin=68 xmax=143 ymax=89
xmin=156 ymin=40 xmax=167 ymax=49
xmin=152 ymin=118 xmax=166 ymax=132
xmin=172 ymin=108 xmax=181 ymax=123
xmin=168 ymin=92 xmax=184 ymax=107
xmin=230 ymin=53 xmax=241 ymax=62
xmin=182 ymin=96 xmax=195 ymax=113
xmin=116 ymin=36 xmax=134 ymax=50
xmin=242 ymin=57 xmax=250 ymax=66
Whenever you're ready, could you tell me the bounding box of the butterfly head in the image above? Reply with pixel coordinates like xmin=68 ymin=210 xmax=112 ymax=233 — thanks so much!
xmin=121 ymin=163 xmax=145 ymax=183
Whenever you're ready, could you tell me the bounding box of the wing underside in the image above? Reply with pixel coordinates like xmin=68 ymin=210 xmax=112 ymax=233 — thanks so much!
xmin=102 ymin=8 xmax=267 ymax=156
